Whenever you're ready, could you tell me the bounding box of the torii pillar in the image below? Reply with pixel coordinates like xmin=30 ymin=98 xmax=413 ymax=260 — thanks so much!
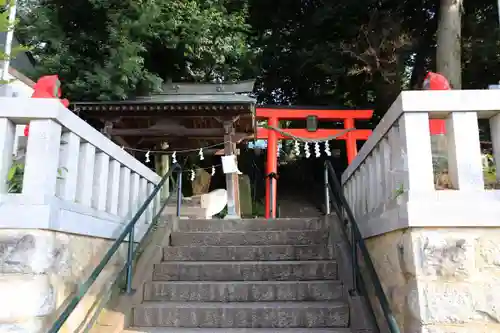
xmin=265 ymin=116 xmax=278 ymax=219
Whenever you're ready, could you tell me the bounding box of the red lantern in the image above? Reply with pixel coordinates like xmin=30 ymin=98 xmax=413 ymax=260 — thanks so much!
xmin=25 ymin=75 xmax=70 ymax=136
xmin=423 ymin=72 xmax=451 ymax=135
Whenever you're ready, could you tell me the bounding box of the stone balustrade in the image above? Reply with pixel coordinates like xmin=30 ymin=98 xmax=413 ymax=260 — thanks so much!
xmin=0 ymin=97 xmax=162 ymax=240
xmin=341 ymin=90 xmax=500 ymax=333
xmin=0 ymin=97 xmax=163 ymax=332
xmin=343 ymin=90 xmax=500 ymax=237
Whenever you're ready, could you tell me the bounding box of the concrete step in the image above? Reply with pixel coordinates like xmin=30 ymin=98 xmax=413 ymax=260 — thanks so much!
xmin=152 ymin=260 xmax=337 ymax=281
xmin=143 ymin=280 xmax=343 ymax=302
xmin=132 ymin=301 xmax=349 ymax=328
xmin=163 ymin=245 xmax=334 ymax=261
xmin=176 ymin=218 xmax=326 ymax=232
xmin=163 ymin=206 xmax=206 ymax=218
xmin=124 ymin=328 xmax=352 ymax=332
xmin=170 ymin=230 xmax=328 ymax=246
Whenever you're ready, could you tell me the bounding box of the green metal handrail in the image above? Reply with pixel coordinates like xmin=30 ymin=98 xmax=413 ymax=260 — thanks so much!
xmin=47 ymin=163 xmax=183 ymax=333
xmin=323 ymin=160 xmax=400 ymax=333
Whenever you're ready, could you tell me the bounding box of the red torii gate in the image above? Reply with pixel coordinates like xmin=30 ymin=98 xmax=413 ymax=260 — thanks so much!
xmin=256 ymin=107 xmax=374 ymax=218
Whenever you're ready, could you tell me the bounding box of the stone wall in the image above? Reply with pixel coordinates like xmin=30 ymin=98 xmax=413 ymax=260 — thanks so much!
xmin=0 ymin=229 xmax=127 ymax=333
xmin=363 ymin=228 xmax=500 ymax=333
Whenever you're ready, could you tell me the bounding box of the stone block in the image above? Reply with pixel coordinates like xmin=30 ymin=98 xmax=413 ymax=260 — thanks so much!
xmin=417 ymin=282 xmax=476 ymax=325
xmin=0 ymin=318 xmax=46 ymax=333
xmin=414 ymin=230 xmax=476 ymax=280
xmin=0 ymin=229 xmax=127 ymax=333
xmin=476 ymin=231 xmax=500 ymax=275
xmin=0 ymin=274 xmax=55 ymax=320
xmin=192 ymin=167 xmax=211 ymax=195
xmin=364 ymin=227 xmax=500 ymax=333
xmin=475 ymin=283 xmax=500 ymax=324
xmin=0 ymin=230 xmax=55 ymax=274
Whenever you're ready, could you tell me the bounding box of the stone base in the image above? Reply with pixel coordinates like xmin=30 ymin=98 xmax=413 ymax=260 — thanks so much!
xmin=363 ymin=227 xmax=500 ymax=333
xmin=0 ymin=229 xmax=127 ymax=333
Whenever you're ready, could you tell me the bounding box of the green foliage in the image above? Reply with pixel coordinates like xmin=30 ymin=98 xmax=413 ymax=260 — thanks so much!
xmin=249 ymin=0 xmax=500 ymax=118
xmin=14 ymin=0 xmax=500 ymax=116
xmin=482 ymin=153 xmax=498 ymax=188
xmin=214 ymin=206 xmax=228 ymax=219
xmin=393 ymin=183 xmax=405 ymax=199
xmin=7 ymin=160 xmax=67 ymax=194
xmin=7 ymin=160 xmax=24 ymax=193
xmin=16 ymin=0 xmax=258 ymax=101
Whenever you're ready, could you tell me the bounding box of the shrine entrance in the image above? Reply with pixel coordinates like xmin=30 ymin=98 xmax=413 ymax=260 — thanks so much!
xmin=256 ymin=107 xmax=373 ymax=218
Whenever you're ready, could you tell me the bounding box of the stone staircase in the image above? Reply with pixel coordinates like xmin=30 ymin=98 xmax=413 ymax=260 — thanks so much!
xmin=122 ymin=217 xmax=358 ymax=332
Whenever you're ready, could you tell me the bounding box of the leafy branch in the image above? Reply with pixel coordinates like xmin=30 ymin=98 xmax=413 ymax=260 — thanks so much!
xmin=7 ymin=160 xmax=67 ymax=193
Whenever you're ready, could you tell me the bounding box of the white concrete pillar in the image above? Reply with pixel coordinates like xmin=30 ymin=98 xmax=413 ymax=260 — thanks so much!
xmin=92 ymin=152 xmax=110 ymax=211
xmin=118 ymin=167 xmax=131 ymax=218
xmin=106 ymin=160 xmax=121 ymax=215
xmin=445 ymin=112 xmax=484 ymax=190
xmin=23 ymin=119 xmax=62 ymax=196
xmin=57 ymin=132 xmax=80 ymax=201
xmin=76 ymin=142 xmax=96 ymax=206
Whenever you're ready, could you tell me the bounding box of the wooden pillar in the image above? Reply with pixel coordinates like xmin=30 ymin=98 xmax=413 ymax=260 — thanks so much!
xmin=223 ymin=120 xmax=241 ymax=218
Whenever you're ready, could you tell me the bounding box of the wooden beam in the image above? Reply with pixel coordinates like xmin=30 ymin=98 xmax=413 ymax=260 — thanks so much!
xmin=109 ymin=128 xmax=226 ymax=136
xmin=115 ymin=132 xmax=251 ymax=142
xmin=256 ymin=108 xmax=373 ymax=120
xmin=84 ymin=111 xmax=248 ymax=119
xmin=257 ymin=128 xmax=372 ymax=140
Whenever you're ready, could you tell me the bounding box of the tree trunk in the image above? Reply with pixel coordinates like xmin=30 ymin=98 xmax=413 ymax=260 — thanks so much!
xmin=436 ymin=0 xmax=463 ymax=88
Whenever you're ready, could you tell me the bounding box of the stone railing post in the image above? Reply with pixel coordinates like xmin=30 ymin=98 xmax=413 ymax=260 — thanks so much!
xmin=445 ymin=112 xmax=484 ymax=190
xmin=23 ymin=119 xmax=62 ymax=196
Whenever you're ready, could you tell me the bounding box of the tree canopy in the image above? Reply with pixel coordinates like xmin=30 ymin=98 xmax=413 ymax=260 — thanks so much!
xmin=17 ymin=0 xmax=258 ymax=100
xmin=15 ymin=0 xmax=500 ymax=115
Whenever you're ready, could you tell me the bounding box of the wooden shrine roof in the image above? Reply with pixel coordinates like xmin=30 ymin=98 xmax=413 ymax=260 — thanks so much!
xmin=71 ymin=81 xmax=257 ymax=152
xmin=73 ymin=82 xmax=255 ymax=115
